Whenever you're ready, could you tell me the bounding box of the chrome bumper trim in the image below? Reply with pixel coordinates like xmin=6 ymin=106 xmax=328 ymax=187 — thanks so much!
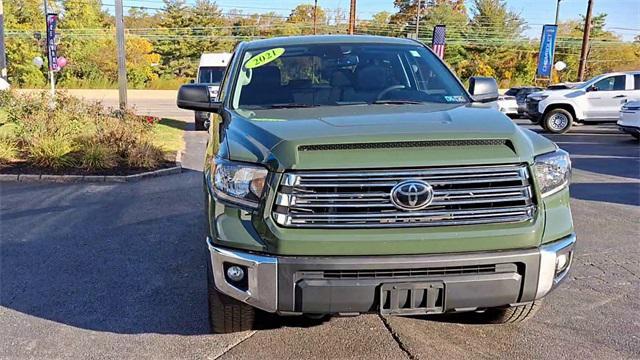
xmin=535 ymin=233 xmax=576 ymax=299
xmin=207 ymin=237 xmax=278 ymax=312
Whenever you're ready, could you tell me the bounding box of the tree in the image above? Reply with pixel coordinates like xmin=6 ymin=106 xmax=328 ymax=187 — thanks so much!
xmin=125 ymin=8 xmax=162 ymax=29
xmin=419 ymin=1 xmax=468 ymax=74
xmin=464 ymin=0 xmax=528 ymax=86
xmin=3 ymin=0 xmax=47 ymax=86
xmin=287 ymin=4 xmax=327 ymax=34
xmin=360 ymin=11 xmax=393 ymax=36
xmin=556 ymin=13 xmax=639 ymax=79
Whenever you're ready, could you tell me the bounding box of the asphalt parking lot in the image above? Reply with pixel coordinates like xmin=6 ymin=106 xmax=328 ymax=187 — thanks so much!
xmin=1 ymin=95 xmax=639 ymax=359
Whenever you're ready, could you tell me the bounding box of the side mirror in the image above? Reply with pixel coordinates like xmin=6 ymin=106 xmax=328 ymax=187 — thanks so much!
xmin=177 ymin=84 xmax=221 ymax=112
xmin=189 ymin=79 xmax=195 ymax=84
xmin=468 ymin=76 xmax=499 ymax=103
xmin=587 ymin=85 xmax=598 ymax=92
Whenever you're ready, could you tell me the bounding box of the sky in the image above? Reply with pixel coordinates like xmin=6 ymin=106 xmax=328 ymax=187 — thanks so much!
xmin=198 ymin=0 xmax=640 ymax=40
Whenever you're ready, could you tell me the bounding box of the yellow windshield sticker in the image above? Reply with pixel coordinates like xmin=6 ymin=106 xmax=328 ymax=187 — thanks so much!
xmin=244 ymin=48 xmax=285 ymax=69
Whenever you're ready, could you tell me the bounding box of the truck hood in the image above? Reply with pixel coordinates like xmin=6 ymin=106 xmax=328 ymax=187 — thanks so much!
xmin=223 ymin=103 xmax=556 ymax=171
xmin=533 ymin=88 xmax=586 ymax=100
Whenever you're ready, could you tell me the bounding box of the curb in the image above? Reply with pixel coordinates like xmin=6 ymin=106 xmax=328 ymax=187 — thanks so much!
xmin=0 ymin=150 xmax=184 ymax=184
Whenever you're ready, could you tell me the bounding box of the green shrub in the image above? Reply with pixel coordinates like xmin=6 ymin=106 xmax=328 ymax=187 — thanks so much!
xmin=28 ymin=134 xmax=76 ymax=169
xmin=79 ymin=142 xmax=118 ymax=170
xmin=127 ymin=141 xmax=164 ymax=169
xmin=0 ymin=137 xmax=18 ymax=164
xmin=1 ymin=90 xmax=169 ymax=172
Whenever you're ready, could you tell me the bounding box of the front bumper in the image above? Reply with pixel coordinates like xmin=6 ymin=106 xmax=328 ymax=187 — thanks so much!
xmin=207 ymin=234 xmax=576 ymax=314
xmin=526 ymin=99 xmax=542 ymax=121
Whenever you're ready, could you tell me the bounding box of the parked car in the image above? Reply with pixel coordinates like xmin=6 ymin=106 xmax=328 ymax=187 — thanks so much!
xmin=526 ymin=71 xmax=640 ymax=133
xmin=496 ymin=94 xmax=518 ymax=116
xmin=177 ymin=35 xmax=575 ymax=334
xmin=0 ymin=78 xmax=10 ymax=91
xmin=499 ymin=86 xmax=543 ymax=117
xmin=618 ymin=100 xmax=640 ymax=140
xmin=194 ymin=52 xmax=232 ymax=131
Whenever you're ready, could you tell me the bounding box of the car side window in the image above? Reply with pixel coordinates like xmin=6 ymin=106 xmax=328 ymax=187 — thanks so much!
xmin=634 ymin=74 xmax=640 ymax=90
xmin=593 ymin=75 xmax=626 ymax=91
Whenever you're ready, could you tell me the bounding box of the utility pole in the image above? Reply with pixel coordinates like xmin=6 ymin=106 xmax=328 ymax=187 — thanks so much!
xmin=115 ymin=0 xmax=127 ymax=110
xmin=415 ymin=0 xmax=421 ymax=39
xmin=313 ymin=0 xmax=318 ymax=35
xmin=348 ymin=0 xmax=356 ymax=35
xmin=554 ymin=0 xmax=561 ymax=25
xmin=0 ymin=0 xmax=7 ymax=81
xmin=578 ymin=0 xmax=593 ymax=82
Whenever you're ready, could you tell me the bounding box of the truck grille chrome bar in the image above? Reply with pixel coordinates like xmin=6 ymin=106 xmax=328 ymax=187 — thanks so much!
xmin=273 ymin=164 xmax=536 ymax=228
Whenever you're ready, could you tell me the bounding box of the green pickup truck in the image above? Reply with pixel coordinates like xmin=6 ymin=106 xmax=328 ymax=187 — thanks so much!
xmin=177 ymin=35 xmax=575 ymax=334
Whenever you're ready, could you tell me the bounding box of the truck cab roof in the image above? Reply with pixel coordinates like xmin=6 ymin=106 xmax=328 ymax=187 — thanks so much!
xmin=240 ymin=35 xmax=418 ymax=51
xmin=199 ymin=53 xmax=232 ymax=68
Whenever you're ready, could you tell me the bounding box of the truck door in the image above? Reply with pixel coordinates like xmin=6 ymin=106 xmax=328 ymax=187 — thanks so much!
xmin=584 ymin=75 xmax=627 ymax=120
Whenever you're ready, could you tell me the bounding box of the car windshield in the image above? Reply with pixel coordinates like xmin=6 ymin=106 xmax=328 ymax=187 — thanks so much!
xmin=199 ymin=67 xmax=225 ymax=84
xmin=505 ymin=88 xmax=520 ymax=96
xmin=576 ymin=75 xmax=607 ymax=89
xmin=231 ymin=43 xmax=468 ymax=110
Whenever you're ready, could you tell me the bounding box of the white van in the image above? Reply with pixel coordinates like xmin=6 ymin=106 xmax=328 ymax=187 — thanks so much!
xmin=194 ymin=52 xmax=232 ymax=130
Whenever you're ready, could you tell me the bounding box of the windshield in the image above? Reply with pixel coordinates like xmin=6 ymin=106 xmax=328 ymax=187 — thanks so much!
xmin=576 ymin=74 xmax=607 ymax=89
xmin=231 ymin=43 xmax=468 ymax=109
xmin=198 ymin=67 xmax=225 ymax=84
xmin=505 ymin=88 xmax=519 ymax=96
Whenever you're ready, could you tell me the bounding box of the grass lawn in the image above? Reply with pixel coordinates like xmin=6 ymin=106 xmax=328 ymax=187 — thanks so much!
xmin=152 ymin=118 xmax=188 ymax=161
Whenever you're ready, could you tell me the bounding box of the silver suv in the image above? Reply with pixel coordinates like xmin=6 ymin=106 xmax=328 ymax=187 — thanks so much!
xmin=526 ymin=71 xmax=640 ymax=133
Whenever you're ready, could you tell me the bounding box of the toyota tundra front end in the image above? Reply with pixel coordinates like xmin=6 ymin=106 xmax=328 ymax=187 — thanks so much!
xmin=177 ymin=35 xmax=576 ymax=333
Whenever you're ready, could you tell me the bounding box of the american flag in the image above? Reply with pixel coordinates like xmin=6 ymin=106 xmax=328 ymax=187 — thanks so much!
xmin=431 ymin=25 xmax=446 ymax=59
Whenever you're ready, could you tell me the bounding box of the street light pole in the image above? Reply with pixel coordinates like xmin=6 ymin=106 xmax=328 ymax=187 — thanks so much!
xmin=115 ymin=0 xmax=128 ymax=110
xmin=554 ymin=0 xmax=561 ymax=25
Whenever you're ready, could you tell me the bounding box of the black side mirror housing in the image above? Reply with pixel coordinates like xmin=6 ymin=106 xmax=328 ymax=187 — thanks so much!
xmin=189 ymin=79 xmax=195 ymax=84
xmin=587 ymin=85 xmax=598 ymax=92
xmin=468 ymin=76 xmax=499 ymax=103
xmin=176 ymin=84 xmax=221 ymax=112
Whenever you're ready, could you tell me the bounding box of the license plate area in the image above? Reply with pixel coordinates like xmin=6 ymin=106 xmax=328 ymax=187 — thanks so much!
xmin=379 ymin=282 xmax=444 ymax=315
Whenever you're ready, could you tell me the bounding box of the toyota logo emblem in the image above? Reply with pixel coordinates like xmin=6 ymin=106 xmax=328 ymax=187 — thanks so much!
xmin=390 ymin=180 xmax=434 ymax=211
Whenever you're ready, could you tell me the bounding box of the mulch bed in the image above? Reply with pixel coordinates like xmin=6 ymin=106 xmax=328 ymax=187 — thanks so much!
xmin=0 ymin=160 xmax=177 ymax=176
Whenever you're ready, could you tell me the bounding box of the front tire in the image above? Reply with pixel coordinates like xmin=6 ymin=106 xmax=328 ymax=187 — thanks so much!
xmin=543 ymin=108 xmax=573 ymax=134
xmin=474 ymin=301 xmax=541 ymax=324
xmin=206 ymin=256 xmax=257 ymax=333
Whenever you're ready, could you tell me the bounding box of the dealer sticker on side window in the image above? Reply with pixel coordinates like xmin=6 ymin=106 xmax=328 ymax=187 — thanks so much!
xmin=444 ymin=95 xmax=466 ymax=103
xmin=244 ymin=48 xmax=285 ymax=69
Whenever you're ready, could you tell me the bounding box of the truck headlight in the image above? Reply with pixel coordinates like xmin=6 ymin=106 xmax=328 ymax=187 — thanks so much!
xmin=533 ymin=149 xmax=571 ymax=197
xmin=211 ymin=158 xmax=268 ymax=208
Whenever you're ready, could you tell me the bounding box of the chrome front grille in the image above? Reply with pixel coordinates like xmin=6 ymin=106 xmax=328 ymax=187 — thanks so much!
xmin=272 ymin=164 xmax=536 ymax=228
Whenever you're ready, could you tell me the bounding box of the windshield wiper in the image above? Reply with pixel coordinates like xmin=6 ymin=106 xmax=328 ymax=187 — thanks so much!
xmin=372 ymin=99 xmax=423 ymax=105
xmin=269 ymin=103 xmax=319 ymax=109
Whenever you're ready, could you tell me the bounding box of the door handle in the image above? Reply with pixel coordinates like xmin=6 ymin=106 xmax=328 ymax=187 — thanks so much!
xmin=613 ymin=95 xmax=627 ymax=98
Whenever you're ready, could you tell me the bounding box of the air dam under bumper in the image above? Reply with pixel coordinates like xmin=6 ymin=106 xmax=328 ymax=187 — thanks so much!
xmin=207 ymin=234 xmax=575 ymax=314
